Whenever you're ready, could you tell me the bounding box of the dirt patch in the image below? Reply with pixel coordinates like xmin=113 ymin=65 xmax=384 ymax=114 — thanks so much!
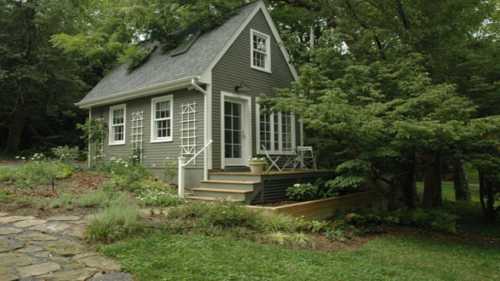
xmin=0 ymin=171 xmax=108 ymax=218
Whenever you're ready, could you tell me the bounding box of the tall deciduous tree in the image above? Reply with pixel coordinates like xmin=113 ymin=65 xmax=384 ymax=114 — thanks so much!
xmin=0 ymin=0 xmax=87 ymax=154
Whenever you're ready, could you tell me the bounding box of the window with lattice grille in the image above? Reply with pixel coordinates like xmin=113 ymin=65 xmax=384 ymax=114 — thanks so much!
xmin=180 ymin=103 xmax=196 ymax=158
xmin=131 ymin=111 xmax=144 ymax=162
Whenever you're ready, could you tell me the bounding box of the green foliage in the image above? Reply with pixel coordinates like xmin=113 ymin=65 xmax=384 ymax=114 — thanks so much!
xmin=85 ymin=195 xmax=144 ymax=243
xmin=52 ymin=0 xmax=249 ymax=71
xmin=51 ymin=146 xmax=80 ymax=162
xmin=101 ymin=158 xmax=151 ymax=192
xmin=50 ymin=189 xmax=125 ymax=210
xmin=77 ymin=118 xmax=107 ymax=150
xmin=13 ymin=160 xmax=74 ymax=189
xmin=0 ymin=167 xmax=15 ymax=182
xmin=0 ymin=0 xmax=88 ymax=154
xmin=286 ymin=183 xmax=318 ymax=201
xmin=102 ymin=231 xmax=500 ymax=281
xmin=136 ymin=189 xmax=183 ymax=207
xmin=345 ymin=209 xmax=459 ymax=234
xmin=163 ymin=158 xmax=177 ymax=184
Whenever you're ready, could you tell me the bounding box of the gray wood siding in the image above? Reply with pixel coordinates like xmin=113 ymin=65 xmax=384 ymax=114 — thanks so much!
xmin=212 ymin=10 xmax=297 ymax=169
xmin=91 ymin=90 xmax=205 ymax=169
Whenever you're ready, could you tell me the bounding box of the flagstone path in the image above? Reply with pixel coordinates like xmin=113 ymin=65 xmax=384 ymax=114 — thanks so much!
xmin=0 ymin=212 xmax=133 ymax=281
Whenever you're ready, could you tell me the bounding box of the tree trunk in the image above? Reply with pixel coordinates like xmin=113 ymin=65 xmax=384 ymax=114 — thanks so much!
xmin=423 ymin=153 xmax=442 ymax=208
xmin=402 ymin=154 xmax=417 ymax=209
xmin=479 ymin=172 xmax=497 ymax=222
xmin=453 ymin=158 xmax=470 ymax=202
xmin=4 ymin=109 xmax=27 ymax=155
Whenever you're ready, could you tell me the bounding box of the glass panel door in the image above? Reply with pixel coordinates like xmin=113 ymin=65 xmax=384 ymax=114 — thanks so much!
xmin=224 ymin=101 xmax=243 ymax=165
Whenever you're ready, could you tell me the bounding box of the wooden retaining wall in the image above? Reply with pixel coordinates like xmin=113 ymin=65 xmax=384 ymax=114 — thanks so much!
xmin=249 ymin=191 xmax=379 ymax=220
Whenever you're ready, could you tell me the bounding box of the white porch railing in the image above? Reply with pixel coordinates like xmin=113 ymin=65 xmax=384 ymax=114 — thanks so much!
xmin=178 ymin=140 xmax=212 ymax=198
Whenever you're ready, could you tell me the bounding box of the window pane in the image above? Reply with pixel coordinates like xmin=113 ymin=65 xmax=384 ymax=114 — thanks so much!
xmin=259 ymin=109 xmax=272 ymax=151
xmin=155 ymin=101 xmax=170 ymax=119
xmin=113 ymin=109 xmax=124 ymax=125
xmin=233 ymin=145 xmax=241 ymax=158
xmin=282 ymin=112 xmax=293 ymax=151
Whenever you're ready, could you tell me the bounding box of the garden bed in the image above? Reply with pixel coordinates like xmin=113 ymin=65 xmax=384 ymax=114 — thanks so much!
xmin=249 ymin=191 xmax=380 ymax=220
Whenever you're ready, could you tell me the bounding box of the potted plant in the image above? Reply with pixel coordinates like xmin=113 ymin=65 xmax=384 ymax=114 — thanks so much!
xmin=249 ymin=157 xmax=267 ymax=174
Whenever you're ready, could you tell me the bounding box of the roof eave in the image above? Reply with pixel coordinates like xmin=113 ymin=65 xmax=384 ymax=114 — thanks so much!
xmin=76 ymin=76 xmax=201 ymax=109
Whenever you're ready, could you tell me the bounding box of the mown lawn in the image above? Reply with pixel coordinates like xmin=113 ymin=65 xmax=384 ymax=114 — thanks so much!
xmin=102 ymin=232 xmax=500 ymax=281
xmin=102 ymin=181 xmax=500 ymax=281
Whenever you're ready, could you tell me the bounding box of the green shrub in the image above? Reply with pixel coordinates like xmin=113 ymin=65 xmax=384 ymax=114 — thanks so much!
xmin=85 ymin=197 xmax=144 ymax=243
xmin=10 ymin=160 xmax=74 ymax=189
xmin=286 ymin=183 xmax=319 ymax=201
xmin=136 ymin=189 xmax=183 ymax=207
xmin=49 ymin=193 xmax=76 ymax=209
xmin=51 ymin=146 xmax=80 ymax=162
xmin=262 ymin=232 xmax=313 ymax=248
xmin=76 ymin=190 xmax=115 ymax=208
xmin=201 ymin=203 xmax=260 ymax=229
xmin=0 ymin=167 xmax=15 ymax=182
xmin=345 ymin=209 xmax=459 ymax=233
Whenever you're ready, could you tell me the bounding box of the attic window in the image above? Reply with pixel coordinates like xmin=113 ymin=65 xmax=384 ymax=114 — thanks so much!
xmin=251 ymin=29 xmax=271 ymax=73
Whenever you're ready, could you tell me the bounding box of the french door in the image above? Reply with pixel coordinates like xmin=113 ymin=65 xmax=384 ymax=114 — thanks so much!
xmin=224 ymin=100 xmax=244 ymax=166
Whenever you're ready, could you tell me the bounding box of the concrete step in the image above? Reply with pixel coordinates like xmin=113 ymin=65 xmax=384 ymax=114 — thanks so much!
xmin=191 ymin=187 xmax=253 ymax=202
xmin=185 ymin=196 xmax=244 ymax=202
xmin=208 ymin=172 xmax=262 ymax=182
xmin=200 ymin=180 xmax=259 ymax=191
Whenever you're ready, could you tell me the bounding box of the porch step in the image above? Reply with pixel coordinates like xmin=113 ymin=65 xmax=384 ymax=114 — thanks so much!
xmin=185 ymin=196 xmax=243 ymax=202
xmin=208 ymin=172 xmax=262 ymax=182
xmin=191 ymin=187 xmax=254 ymax=202
xmin=200 ymin=180 xmax=259 ymax=191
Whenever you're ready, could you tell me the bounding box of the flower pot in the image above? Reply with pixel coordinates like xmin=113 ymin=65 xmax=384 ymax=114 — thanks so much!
xmin=249 ymin=160 xmax=266 ymax=174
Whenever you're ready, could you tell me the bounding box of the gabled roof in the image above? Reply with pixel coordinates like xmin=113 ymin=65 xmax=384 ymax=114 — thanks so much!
xmin=77 ymin=0 xmax=297 ymax=108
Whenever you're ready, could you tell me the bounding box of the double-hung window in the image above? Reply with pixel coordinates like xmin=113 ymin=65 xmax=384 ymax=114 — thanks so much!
xmin=257 ymin=104 xmax=296 ymax=154
xmin=109 ymin=104 xmax=126 ymax=146
xmin=151 ymin=95 xmax=173 ymax=143
xmin=251 ymin=29 xmax=271 ymax=72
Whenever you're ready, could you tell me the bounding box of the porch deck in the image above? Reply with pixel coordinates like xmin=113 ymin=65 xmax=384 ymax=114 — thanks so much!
xmin=187 ymin=169 xmax=334 ymax=204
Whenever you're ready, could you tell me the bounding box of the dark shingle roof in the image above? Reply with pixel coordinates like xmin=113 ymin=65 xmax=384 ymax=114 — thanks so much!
xmin=78 ymin=1 xmax=260 ymax=106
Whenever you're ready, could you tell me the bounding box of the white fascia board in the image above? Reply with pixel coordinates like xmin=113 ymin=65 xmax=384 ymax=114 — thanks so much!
xmin=77 ymin=76 xmax=199 ymax=109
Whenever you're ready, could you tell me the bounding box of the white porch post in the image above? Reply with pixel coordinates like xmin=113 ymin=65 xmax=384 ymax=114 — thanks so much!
xmin=178 ymin=156 xmax=186 ymax=198
xmin=87 ymin=108 xmax=92 ymax=169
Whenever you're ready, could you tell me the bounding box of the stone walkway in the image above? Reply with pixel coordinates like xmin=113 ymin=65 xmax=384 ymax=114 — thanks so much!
xmin=0 ymin=212 xmax=133 ymax=281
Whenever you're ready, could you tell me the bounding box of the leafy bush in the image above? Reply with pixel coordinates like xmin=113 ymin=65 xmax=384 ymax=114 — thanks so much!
xmin=49 ymin=193 xmax=77 ymax=209
xmin=14 ymin=161 xmax=74 ymax=189
xmin=0 ymin=167 xmax=15 ymax=182
xmin=286 ymin=183 xmax=319 ymax=201
xmin=326 ymin=160 xmax=370 ymax=192
xmin=101 ymin=158 xmax=151 ymax=192
xmin=136 ymin=189 xmax=183 ymax=207
xmin=164 ymin=158 xmax=177 ymax=184
xmin=85 ymin=197 xmax=144 ymax=243
xmin=344 ymin=209 xmax=459 ymax=233
xmin=76 ymin=190 xmax=115 ymax=208
xmin=51 ymin=146 xmax=80 ymax=162
xmin=262 ymin=232 xmax=313 ymax=248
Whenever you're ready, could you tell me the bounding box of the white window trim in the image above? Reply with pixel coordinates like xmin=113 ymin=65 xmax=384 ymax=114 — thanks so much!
xmin=250 ymin=29 xmax=271 ymax=73
xmin=256 ymin=103 xmax=296 ymax=155
xmin=150 ymin=95 xmax=174 ymax=143
xmin=108 ymin=104 xmax=126 ymax=146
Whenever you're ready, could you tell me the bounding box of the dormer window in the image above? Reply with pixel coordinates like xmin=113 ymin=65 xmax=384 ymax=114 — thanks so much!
xmin=251 ymin=29 xmax=271 ymax=73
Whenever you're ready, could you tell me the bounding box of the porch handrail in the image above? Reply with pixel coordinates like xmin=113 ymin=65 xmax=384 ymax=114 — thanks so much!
xmin=178 ymin=140 xmax=212 ymax=198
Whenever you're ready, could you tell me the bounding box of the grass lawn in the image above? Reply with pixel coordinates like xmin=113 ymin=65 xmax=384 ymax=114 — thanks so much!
xmin=101 ymin=181 xmax=500 ymax=281
xmin=103 ymin=232 xmax=500 ymax=281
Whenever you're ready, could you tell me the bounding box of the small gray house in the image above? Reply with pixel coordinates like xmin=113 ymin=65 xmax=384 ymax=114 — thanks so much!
xmin=78 ymin=1 xmax=326 ymax=203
